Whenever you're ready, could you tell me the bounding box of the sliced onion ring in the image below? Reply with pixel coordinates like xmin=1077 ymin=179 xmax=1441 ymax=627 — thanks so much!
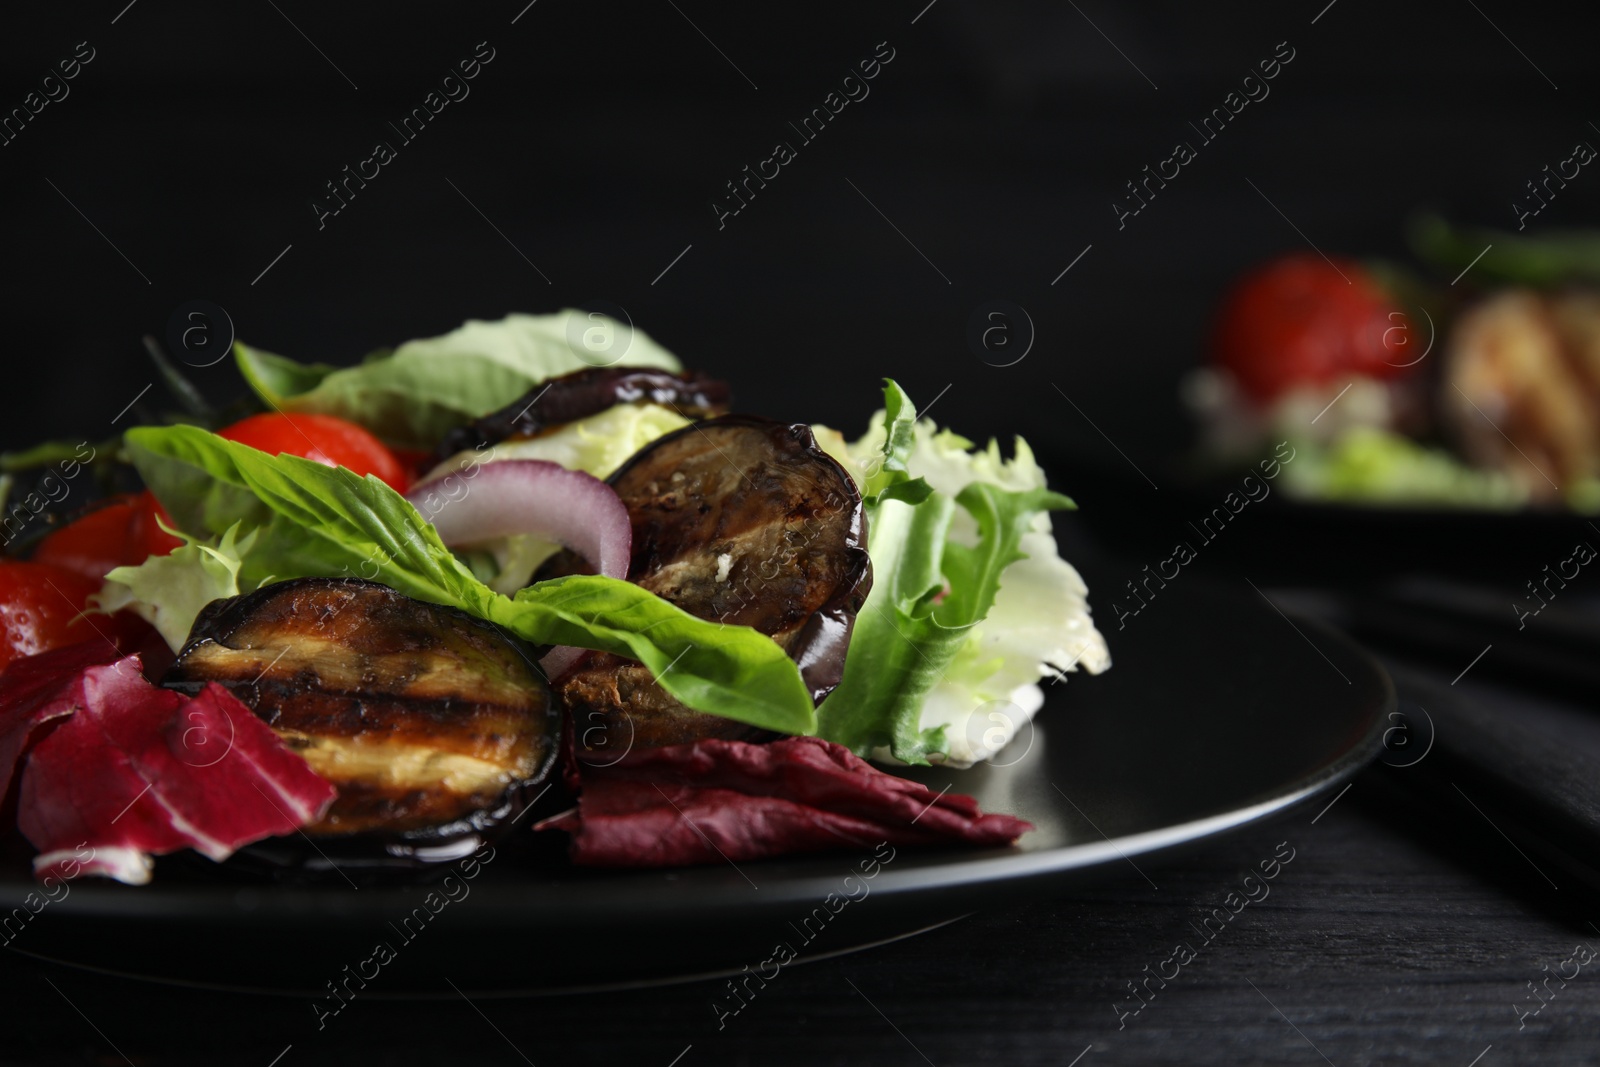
xmin=406 ymin=460 xmax=632 ymax=678
xmin=408 ymin=459 xmax=631 ymax=579
xmin=537 ymin=645 xmax=593 ymax=680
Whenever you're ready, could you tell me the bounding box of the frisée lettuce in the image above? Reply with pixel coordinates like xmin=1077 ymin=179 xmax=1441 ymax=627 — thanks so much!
xmin=814 ymin=383 xmax=1110 ymax=766
xmin=93 ymin=524 xmax=257 ymax=651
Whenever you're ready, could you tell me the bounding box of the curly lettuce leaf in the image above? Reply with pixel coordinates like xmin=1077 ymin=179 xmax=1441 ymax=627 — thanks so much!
xmin=123 ymin=425 xmax=815 ymax=735
xmin=235 ymin=311 xmax=682 ymax=449
xmin=815 ymin=382 xmax=1109 ymax=766
xmin=939 ymin=484 xmax=1075 ymax=624
xmin=93 ymin=524 xmax=258 ymax=651
xmin=817 ymin=482 xmax=1074 ymax=764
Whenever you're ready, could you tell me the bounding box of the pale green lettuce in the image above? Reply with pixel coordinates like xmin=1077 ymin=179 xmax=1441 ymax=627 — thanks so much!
xmin=1282 ymin=426 xmax=1529 ymax=509
xmin=814 ymin=383 xmax=1110 ymax=766
xmin=92 ymin=524 xmax=258 ymax=651
xmin=235 ymin=311 xmax=682 ymax=449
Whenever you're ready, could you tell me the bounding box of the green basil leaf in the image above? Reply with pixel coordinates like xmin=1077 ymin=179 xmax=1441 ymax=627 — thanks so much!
xmin=233 ymin=344 xmax=341 ymax=410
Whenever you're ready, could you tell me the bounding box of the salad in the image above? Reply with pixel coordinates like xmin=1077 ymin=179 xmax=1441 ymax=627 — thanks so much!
xmin=0 ymin=312 xmax=1108 ymax=884
xmin=1187 ymin=217 xmax=1600 ymax=511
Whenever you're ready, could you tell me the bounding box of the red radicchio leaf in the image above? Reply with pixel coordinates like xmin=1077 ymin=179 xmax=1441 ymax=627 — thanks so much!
xmin=538 ymin=736 xmax=1031 ymax=867
xmin=0 ymin=640 xmax=124 ymax=805
xmin=9 ymin=654 xmax=336 ymax=884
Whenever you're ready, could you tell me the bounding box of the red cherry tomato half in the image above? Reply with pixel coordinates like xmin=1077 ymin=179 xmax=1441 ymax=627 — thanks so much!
xmin=0 ymin=560 xmax=109 ymax=672
xmin=217 ymin=413 xmax=408 ymax=492
xmin=1211 ymin=253 xmax=1414 ymax=403
xmin=33 ymin=492 xmax=184 ymax=581
xmin=128 ymin=491 xmax=186 ymax=560
xmin=388 ymin=446 xmax=435 ymax=483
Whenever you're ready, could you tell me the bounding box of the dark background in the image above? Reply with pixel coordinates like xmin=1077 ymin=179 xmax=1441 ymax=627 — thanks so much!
xmin=3 ymin=0 xmax=1596 ymax=473
xmin=4 ymin=2 xmax=1600 ymax=1064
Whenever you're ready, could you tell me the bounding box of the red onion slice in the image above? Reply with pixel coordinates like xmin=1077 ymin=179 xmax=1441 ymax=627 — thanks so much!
xmin=407 ymin=460 xmax=633 ymax=679
xmin=407 ymin=459 xmax=632 ymax=580
xmin=538 ymin=645 xmax=593 ymax=681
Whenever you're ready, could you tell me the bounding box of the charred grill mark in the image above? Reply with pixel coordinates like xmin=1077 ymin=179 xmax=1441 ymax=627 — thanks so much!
xmin=164 ymin=578 xmax=559 ymax=845
xmin=174 ymin=633 xmax=534 ymax=711
xmin=547 ymin=416 xmax=871 ymax=752
xmin=241 ymin=680 xmax=534 ymax=756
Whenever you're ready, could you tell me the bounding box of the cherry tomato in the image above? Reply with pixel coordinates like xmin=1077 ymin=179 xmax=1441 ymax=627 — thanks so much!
xmin=128 ymin=491 xmax=185 ymax=560
xmin=217 ymin=413 xmax=408 ymax=492
xmin=388 ymin=446 xmax=434 ymax=483
xmin=0 ymin=561 xmax=109 ymax=672
xmin=1211 ymin=253 xmax=1413 ymax=403
xmin=33 ymin=492 xmax=184 ymax=581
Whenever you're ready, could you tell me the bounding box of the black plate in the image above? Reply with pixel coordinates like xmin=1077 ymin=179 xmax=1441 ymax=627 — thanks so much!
xmin=1066 ymin=459 xmax=1599 ymax=585
xmin=0 ymin=574 xmax=1391 ymax=997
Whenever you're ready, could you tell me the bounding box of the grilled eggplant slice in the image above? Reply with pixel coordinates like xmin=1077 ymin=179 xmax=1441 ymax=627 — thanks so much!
xmin=432 ymin=366 xmax=731 ymax=464
xmin=549 ymin=416 xmax=870 ymax=751
xmin=163 ymin=578 xmax=559 ymax=858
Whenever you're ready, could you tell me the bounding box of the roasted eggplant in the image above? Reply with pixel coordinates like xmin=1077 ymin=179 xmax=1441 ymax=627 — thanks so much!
xmin=163 ymin=578 xmax=559 ymax=860
xmin=432 ymin=366 xmax=731 ymax=464
xmin=548 ymin=416 xmax=870 ymax=751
